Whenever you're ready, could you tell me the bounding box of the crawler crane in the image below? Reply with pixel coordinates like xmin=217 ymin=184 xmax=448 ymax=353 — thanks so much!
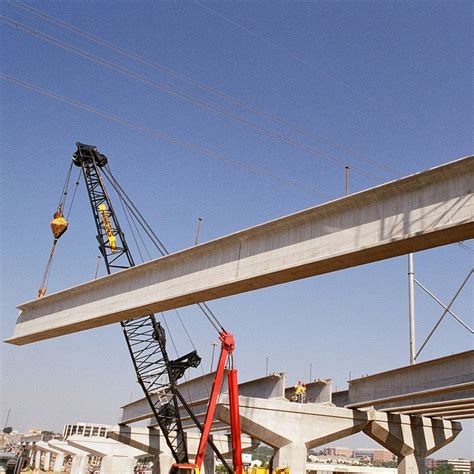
xmin=39 ymin=142 xmax=243 ymax=474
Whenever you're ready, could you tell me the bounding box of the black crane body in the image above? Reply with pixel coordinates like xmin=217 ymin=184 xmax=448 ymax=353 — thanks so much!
xmin=72 ymin=142 xmax=223 ymax=468
xmin=38 ymin=142 xmax=241 ymax=473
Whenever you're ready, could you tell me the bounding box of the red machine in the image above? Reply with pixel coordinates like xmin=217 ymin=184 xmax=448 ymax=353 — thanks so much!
xmin=174 ymin=331 xmax=242 ymax=473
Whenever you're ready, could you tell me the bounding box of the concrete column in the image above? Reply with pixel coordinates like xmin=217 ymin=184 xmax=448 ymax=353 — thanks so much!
xmin=106 ymin=425 xmax=167 ymax=474
xmin=53 ymin=452 xmax=65 ymax=472
xmin=43 ymin=451 xmax=51 ymax=471
xmin=70 ymin=454 xmax=88 ymax=474
xmin=99 ymin=455 xmax=135 ymax=474
xmin=152 ymin=451 xmax=173 ymax=474
xmin=34 ymin=450 xmax=41 ymax=469
xmin=398 ymin=453 xmax=425 ymax=473
xmin=28 ymin=448 xmax=35 ymax=466
xmin=202 ymin=434 xmax=215 ymax=474
xmin=364 ymin=411 xmax=462 ymax=474
xmin=273 ymin=443 xmax=307 ymax=473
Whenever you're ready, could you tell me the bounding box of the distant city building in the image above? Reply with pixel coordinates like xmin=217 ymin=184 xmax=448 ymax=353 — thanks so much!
xmin=63 ymin=422 xmax=109 ymax=439
xmin=317 ymin=447 xmax=394 ymax=463
xmin=324 ymin=447 xmax=354 ymax=458
xmin=354 ymin=449 xmax=374 ymax=461
xmin=425 ymin=458 xmax=438 ymax=469
xmin=437 ymin=459 xmax=471 ymax=473
xmin=373 ymin=449 xmax=395 ymax=463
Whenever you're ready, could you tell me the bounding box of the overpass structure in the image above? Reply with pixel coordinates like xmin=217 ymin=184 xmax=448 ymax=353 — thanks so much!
xmin=333 ymin=350 xmax=474 ymax=419
xmin=117 ymin=351 xmax=470 ymax=474
xmin=6 ymin=155 xmax=474 ymax=345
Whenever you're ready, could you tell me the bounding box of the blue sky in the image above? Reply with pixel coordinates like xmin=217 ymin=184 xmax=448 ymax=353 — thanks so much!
xmin=1 ymin=0 xmax=472 ymax=458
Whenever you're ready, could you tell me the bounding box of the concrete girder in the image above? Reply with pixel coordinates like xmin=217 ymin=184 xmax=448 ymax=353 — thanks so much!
xmin=346 ymin=382 xmax=474 ymax=409
xmin=120 ymin=371 xmax=285 ymax=425
xmin=380 ymin=397 xmax=474 ymax=414
xmin=442 ymin=414 xmax=473 ymax=420
xmin=35 ymin=441 xmax=63 ymax=455
xmin=7 ymin=156 xmax=474 ymax=345
xmin=402 ymin=404 xmax=474 ymax=417
xmin=339 ymin=351 xmax=474 ymax=413
xmin=285 ymin=379 xmax=332 ymax=403
xmin=425 ymin=409 xmax=474 ymax=418
xmin=67 ymin=435 xmax=147 ymax=458
xmin=107 ymin=425 xmax=162 ymax=456
xmin=49 ymin=439 xmax=89 ymax=456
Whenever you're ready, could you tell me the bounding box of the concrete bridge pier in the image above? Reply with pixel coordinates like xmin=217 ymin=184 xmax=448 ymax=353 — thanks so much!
xmin=70 ymin=454 xmax=88 ymax=474
xmin=34 ymin=449 xmax=41 ymax=470
xmin=217 ymin=396 xmax=370 ymax=474
xmin=53 ymin=452 xmax=65 ymax=472
xmin=364 ymin=411 xmax=462 ymax=474
xmin=43 ymin=451 xmax=51 ymax=470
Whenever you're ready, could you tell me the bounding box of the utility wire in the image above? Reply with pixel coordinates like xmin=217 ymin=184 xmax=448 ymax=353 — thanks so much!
xmin=0 ymin=15 xmax=386 ymax=183
xmin=192 ymin=0 xmax=376 ymax=103
xmin=457 ymin=242 xmax=474 ymax=255
xmin=1 ymin=74 xmax=328 ymax=198
xmin=8 ymin=0 xmax=399 ymax=177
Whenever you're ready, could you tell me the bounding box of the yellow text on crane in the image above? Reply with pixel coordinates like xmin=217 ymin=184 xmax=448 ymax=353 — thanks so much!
xmin=98 ymin=203 xmax=117 ymax=252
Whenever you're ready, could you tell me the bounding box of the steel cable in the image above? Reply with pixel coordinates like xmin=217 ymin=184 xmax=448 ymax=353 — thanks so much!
xmin=1 ymin=73 xmax=325 ymax=197
xmin=0 ymin=15 xmax=386 ymax=183
xmin=8 ymin=0 xmax=400 ymax=177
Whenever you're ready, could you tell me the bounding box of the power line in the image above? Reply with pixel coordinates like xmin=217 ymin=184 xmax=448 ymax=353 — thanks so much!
xmin=192 ymin=0 xmax=377 ymax=103
xmin=1 ymin=73 xmax=330 ymax=198
xmin=8 ymin=0 xmax=400 ymax=177
xmin=457 ymin=242 xmax=474 ymax=255
xmin=1 ymin=14 xmax=388 ymax=183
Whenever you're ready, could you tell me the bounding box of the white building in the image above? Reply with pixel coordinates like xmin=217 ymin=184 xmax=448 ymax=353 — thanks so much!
xmin=63 ymin=422 xmax=109 ymax=439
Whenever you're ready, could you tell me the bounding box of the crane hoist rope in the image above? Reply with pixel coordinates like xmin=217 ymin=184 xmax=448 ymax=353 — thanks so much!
xmin=37 ymin=162 xmax=74 ymax=298
xmin=102 ymin=165 xmax=224 ymax=334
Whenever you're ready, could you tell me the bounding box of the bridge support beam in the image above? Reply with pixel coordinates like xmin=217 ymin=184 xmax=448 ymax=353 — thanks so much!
xmin=364 ymin=411 xmax=462 ymax=474
xmin=108 ymin=425 xmax=257 ymax=474
xmin=217 ymin=396 xmax=370 ymax=474
xmin=7 ymin=156 xmax=473 ymax=346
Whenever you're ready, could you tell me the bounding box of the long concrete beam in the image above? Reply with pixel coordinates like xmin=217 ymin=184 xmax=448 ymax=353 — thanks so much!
xmin=120 ymin=371 xmax=285 ymax=425
xmin=7 ymin=156 xmax=474 ymax=345
xmin=342 ymin=350 xmax=474 ymax=410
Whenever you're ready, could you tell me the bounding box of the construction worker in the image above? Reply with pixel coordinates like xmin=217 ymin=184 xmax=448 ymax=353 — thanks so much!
xmin=294 ymin=380 xmax=306 ymax=403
